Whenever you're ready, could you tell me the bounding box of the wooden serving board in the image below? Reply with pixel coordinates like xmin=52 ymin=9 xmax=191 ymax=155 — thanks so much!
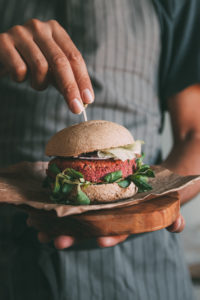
xmin=25 ymin=192 xmax=180 ymax=237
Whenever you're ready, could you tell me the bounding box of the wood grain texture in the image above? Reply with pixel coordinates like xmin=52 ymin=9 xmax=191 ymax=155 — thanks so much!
xmin=24 ymin=192 xmax=180 ymax=238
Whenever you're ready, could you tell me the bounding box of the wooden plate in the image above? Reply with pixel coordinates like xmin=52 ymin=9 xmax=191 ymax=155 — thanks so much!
xmin=24 ymin=192 xmax=180 ymax=237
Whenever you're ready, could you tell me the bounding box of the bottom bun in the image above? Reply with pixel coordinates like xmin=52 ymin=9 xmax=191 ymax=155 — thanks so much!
xmin=81 ymin=182 xmax=138 ymax=203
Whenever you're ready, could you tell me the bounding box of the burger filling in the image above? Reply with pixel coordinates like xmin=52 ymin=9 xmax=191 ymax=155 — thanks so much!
xmin=44 ymin=149 xmax=155 ymax=205
xmin=47 ymin=157 xmax=137 ymax=183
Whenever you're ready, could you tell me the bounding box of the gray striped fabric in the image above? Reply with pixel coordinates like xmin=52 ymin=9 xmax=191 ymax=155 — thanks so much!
xmin=0 ymin=0 xmax=194 ymax=299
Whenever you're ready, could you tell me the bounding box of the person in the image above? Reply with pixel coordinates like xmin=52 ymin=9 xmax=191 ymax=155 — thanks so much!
xmin=0 ymin=0 xmax=200 ymax=299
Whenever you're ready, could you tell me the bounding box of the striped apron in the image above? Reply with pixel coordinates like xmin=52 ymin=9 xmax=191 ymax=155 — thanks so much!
xmin=0 ymin=0 xmax=194 ymax=299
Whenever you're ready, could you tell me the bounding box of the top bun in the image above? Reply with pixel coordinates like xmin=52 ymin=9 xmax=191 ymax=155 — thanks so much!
xmin=45 ymin=120 xmax=134 ymax=157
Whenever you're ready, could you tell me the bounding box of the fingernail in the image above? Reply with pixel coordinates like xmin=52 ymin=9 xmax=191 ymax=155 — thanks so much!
xmin=54 ymin=236 xmax=75 ymax=249
xmin=62 ymin=237 xmax=74 ymax=248
xmin=171 ymin=216 xmax=182 ymax=233
xmin=98 ymin=237 xmax=116 ymax=248
xmin=71 ymin=98 xmax=84 ymax=114
xmin=175 ymin=217 xmax=181 ymax=231
xmin=82 ymin=89 xmax=94 ymax=104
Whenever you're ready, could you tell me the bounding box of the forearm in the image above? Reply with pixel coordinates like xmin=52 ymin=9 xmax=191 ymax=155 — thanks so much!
xmin=162 ymin=136 xmax=200 ymax=205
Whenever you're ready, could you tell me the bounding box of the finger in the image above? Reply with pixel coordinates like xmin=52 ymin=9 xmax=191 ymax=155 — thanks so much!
xmin=39 ymin=39 xmax=83 ymax=114
xmin=11 ymin=26 xmax=49 ymax=90
xmin=54 ymin=235 xmax=76 ymax=250
xmin=97 ymin=235 xmax=129 ymax=248
xmin=38 ymin=232 xmax=52 ymax=243
xmin=30 ymin=24 xmax=84 ymax=114
xmin=0 ymin=32 xmax=27 ymax=82
xmin=167 ymin=215 xmax=185 ymax=233
xmin=50 ymin=20 xmax=94 ymax=104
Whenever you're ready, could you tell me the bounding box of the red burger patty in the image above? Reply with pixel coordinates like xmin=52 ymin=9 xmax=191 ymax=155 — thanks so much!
xmin=48 ymin=157 xmax=137 ymax=183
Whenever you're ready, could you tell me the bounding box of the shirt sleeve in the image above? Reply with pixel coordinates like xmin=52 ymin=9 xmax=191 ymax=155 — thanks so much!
xmin=153 ymin=0 xmax=200 ymax=110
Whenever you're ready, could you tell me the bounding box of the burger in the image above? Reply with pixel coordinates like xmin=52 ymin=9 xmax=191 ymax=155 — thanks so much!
xmin=44 ymin=120 xmax=154 ymax=205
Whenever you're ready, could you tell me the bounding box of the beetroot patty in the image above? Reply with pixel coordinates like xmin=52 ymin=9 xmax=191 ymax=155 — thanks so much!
xmin=48 ymin=158 xmax=137 ymax=183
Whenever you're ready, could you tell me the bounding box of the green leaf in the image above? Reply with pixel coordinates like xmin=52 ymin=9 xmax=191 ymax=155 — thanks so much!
xmin=141 ymin=169 xmax=155 ymax=178
xmin=134 ymin=175 xmax=148 ymax=183
xmin=82 ymin=181 xmax=92 ymax=188
xmin=103 ymin=170 xmax=123 ymax=183
xmin=130 ymin=175 xmax=152 ymax=192
xmin=136 ymin=153 xmax=145 ymax=168
xmin=118 ymin=179 xmax=130 ymax=188
xmin=76 ymin=185 xmax=90 ymax=205
xmin=63 ymin=178 xmax=80 ymax=185
xmin=53 ymin=177 xmax=61 ymax=194
xmin=49 ymin=163 xmax=61 ymax=175
xmin=139 ymin=164 xmax=150 ymax=172
xmin=64 ymin=168 xmax=84 ymax=179
xmin=136 ymin=164 xmax=155 ymax=178
xmin=79 ymin=178 xmax=85 ymax=183
xmin=62 ymin=183 xmax=73 ymax=195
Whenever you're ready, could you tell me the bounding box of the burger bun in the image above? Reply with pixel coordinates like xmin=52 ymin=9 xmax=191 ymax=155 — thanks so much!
xmin=69 ymin=182 xmax=138 ymax=203
xmin=45 ymin=120 xmax=134 ymax=157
